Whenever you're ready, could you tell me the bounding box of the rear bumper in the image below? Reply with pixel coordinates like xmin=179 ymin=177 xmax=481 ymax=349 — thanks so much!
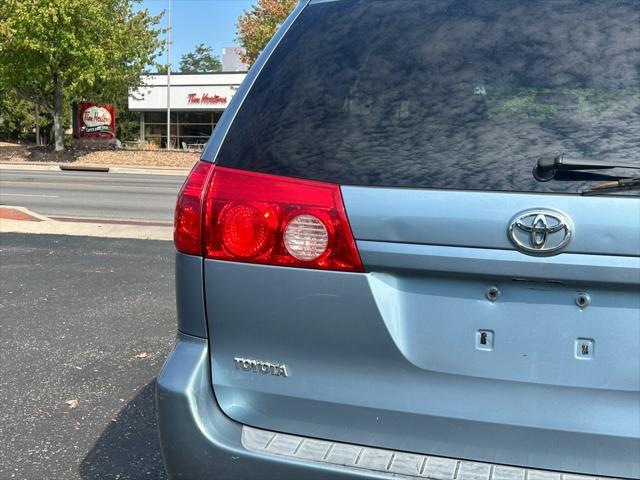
xmin=157 ymin=334 xmax=627 ymax=480
xmin=156 ymin=333 xmax=381 ymax=480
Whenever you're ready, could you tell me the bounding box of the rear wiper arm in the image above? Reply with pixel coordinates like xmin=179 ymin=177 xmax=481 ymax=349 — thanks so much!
xmin=533 ymin=155 xmax=640 ymax=182
xmin=581 ymin=176 xmax=640 ymax=196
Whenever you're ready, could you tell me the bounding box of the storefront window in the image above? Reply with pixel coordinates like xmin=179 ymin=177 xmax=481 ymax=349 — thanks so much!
xmin=142 ymin=111 xmax=223 ymax=148
xmin=179 ymin=112 xmax=213 ymax=124
xmin=145 ymin=111 xmax=177 ymax=123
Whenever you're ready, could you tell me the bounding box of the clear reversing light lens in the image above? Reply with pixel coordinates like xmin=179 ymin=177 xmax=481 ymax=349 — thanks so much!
xmin=284 ymin=214 xmax=329 ymax=261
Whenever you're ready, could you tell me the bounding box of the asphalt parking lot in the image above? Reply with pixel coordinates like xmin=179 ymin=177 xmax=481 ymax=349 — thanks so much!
xmin=0 ymin=233 xmax=175 ymax=479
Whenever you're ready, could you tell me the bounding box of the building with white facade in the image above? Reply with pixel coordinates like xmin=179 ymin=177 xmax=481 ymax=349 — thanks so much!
xmin=128 ymin=71 xmax=247 ymax=149
xmin=222 ymin=47 xmax=249 ymax=72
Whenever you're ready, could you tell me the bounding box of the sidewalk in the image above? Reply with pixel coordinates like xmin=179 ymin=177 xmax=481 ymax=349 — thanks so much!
xmin=0 ymin=206 xmax=173 ymax=240
xmin=0 ymin=161 xmax=191 ymax=176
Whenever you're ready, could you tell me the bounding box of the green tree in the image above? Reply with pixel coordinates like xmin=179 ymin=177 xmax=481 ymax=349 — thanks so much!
xmin=236 ymin=0 xmax=297 ymax=66
xmin=0 ymin=87 xmax=36 ymax=141
xmin=0 ymin=0 xmax=163 ymax=151
xmin=179 ymin=43 xmax=222 ymax=73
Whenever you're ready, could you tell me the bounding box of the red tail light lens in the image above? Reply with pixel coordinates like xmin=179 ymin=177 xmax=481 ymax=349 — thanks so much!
xmin=204 ymin=166 xmax=363 ymax=272
xmin=219 ymin=204 xmax=277 ymax=257
xmin=174 ymin=161 xmax=214 ymax=255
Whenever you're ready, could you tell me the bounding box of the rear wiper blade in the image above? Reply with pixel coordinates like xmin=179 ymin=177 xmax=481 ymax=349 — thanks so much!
xmin=533 ymin=155 xmax=640 ymax=182
xmin=581 ymin=177 xmax=640 ymax=196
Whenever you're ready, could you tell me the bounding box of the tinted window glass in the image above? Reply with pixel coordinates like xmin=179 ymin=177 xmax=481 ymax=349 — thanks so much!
xmin=215 ymin=0 xmax=640 ymax=194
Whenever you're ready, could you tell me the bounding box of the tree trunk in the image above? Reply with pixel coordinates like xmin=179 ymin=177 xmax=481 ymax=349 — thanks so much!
xmin=53 ymin=74 xmax=64 ymax=152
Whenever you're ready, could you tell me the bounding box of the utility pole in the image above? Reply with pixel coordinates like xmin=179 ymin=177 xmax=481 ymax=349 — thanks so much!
xmin=166 ymin=0 xmax=172 ymax=150
xmin=34 ymin=102 xmax=40 ymax=146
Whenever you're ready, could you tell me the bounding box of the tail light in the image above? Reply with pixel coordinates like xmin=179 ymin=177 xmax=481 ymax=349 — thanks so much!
xmin=174 ymin=162 xmax=363 ymax=272
xmin=173 ymin=161 xmax=214 ymax=256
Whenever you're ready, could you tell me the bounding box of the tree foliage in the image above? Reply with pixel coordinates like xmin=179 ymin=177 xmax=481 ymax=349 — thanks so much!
xmin=0 ymin=87 xmax=39 ymax=141
xmin=179 ymin=43 xmax=222 ymax=73
xmin=236 ymin=0 xmax=297 ymax=66
xmin=0 ymin=0 xmax=163 ymax=150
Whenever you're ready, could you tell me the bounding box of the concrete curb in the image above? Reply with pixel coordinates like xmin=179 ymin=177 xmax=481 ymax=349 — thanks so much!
xmin=0 ymin=206 xmax=173 ymax=241
xmin=109 ymin=165 xmax=190 ymax=176
xmin=0 ymin=162 xmax=190 ymax=176
xmin=0 ymin=163 xmax=61 ymax=172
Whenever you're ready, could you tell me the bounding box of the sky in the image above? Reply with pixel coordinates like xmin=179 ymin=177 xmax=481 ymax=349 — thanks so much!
xmin=138 ymin=0 xmax=255 ymax=70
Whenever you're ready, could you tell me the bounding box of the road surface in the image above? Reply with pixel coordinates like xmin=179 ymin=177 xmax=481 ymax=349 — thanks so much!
xmin=0 ymin=169 xmax=185 ymax=222
xmin=0 ymin=233 xmax=174 ymax=479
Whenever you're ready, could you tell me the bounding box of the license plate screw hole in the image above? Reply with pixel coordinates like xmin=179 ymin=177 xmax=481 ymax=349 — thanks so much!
xmin=575 ymin=292 xmax=590 ymax=309
xmin=486 ymin=286 xmax=500 ymax=302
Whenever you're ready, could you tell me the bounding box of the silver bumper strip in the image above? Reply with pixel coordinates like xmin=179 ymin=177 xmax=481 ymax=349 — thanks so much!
xmin=242 ymin=426 xmax=613 ymax=480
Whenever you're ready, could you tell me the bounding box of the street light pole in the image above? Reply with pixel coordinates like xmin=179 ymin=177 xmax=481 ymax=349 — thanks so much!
xmin=166 ymin=0 xmax=172 ymax=150
xmin=35 ymin=102 xmax=40 ymax=146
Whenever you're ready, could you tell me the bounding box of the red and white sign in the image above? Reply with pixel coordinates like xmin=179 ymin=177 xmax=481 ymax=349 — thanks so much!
xmin=187 ymin=93 xmax=227 ymax=105
xmin=78 ymin=102 xmax=116 ymax=138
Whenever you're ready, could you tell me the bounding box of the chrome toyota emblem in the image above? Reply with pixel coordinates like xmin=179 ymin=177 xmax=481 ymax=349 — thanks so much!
xmin=508 ymin=210 xmax=572 ymax=255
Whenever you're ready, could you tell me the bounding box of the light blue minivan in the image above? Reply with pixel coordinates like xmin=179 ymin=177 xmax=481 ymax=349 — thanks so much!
xmin=159 ymin=0 xmax=640 ymax=478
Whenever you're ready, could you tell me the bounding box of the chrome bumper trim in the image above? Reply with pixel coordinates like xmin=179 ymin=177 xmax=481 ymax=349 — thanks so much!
xmin=242 ymin=426 xmax=612 ymax=480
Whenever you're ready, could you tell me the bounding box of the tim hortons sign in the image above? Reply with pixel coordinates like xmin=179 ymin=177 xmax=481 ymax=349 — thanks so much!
xmin=187 ymin=93 xmax=227 ymax=104
xmin=78 ymin=102 xmax=116 ymax=138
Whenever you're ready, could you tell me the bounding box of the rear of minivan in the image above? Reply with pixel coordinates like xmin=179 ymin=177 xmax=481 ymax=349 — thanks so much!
xmin=158 ymin=1 xmax=640 ymax=479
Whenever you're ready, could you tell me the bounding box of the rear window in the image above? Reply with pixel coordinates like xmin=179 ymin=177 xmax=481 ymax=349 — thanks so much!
xmin=214 ymin=0 xmax=640 ymax=194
